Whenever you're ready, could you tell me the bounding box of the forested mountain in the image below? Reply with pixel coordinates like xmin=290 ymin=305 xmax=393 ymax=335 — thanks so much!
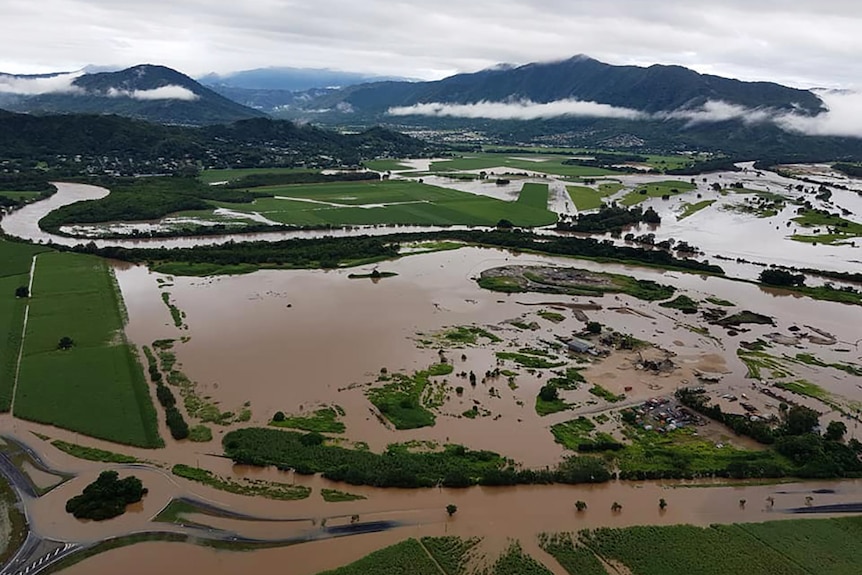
xmin=289 ymin=55 xmax=825 ymax=117
xmin=0 ymin=65 xmax=264 ymax=125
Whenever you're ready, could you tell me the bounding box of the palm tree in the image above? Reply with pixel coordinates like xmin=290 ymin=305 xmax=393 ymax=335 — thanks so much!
xmin=575 ymin=500 xmax=587 ymax=512
xmin=611 ymin=501 xmax=622 ymax=512
xmin=659 ymin=498 xmax=667 ymax=510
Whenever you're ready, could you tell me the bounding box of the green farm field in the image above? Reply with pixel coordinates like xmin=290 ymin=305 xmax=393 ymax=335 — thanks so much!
xmin=14 ymin=252 xmax=161 ymax=447
xmin=321 ymin=516 xmax=862 ymax=574
xmin=621 ymin=180 xmax=697 ymax=206
xmin=427 ymin=154 xmax=617 ymax=177
xmin=0 ymin=240 xmax=50 ymax=411
xmin=210 ymin=180 xmax=557 ymax=227
xmin=198 ymin=167 xmax=316 ymax=184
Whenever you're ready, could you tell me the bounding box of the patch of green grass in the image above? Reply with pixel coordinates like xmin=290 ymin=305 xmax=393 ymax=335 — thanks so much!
xmin=160 ymin=292 xmax=184 ymax=328
xmin=188 ymin=425 xmax=213 ymax=443
xmin=50 ymin=440 xmax=138 ymax=463
xmin=621 ymin=180 xmax=696 ymax=206
xmin=537 ymin=310 xmax=566 ymax=323
xmin=774 ymin=380 xmax=830 ymax=401
xmin=497 ymin=352 xmax=565 ymax=369
xmin=214 ymin=180 xmax=557 ymax=228
xmin=321 ymin=488 xmax=366 ymax=502
xmin=678 ymin=199 xmax=716 ymax=220
xmin=535 ymin=395 xmax=572 ymax=416
xmin=517 ymin=182 xmax=550 ymax=209
xmin=706 ymin=297 xmax=735 ymax=307
xmin=271 ymin=406 xmax=346 ymax=433
xmin=717 ymin=310 xmax=775 ymax=327
xmin=443 ymin=325 xmax=502 ymax=345
xmin=588 ymin=385 xmax=625 ymax=403
xmin=172 ymin=464 xmax=311 ymax=501
xmin=551 ymin=417 xmax=597 ymax=449
xmin=659 ymin=295 xmax=699 ymax=314
xmin=566 ymin=185 xmax=608 ymax=211
xmin=15 ymin=252 xmax=161 ymax=448
xmin=363 ymin=159 xmax=412 ymax=172
xmin=318 ymin=538 xmax=441 ymax=575
xmin=793 ymin=353 xmax=862 ymax=376
xmin=736 ymin=349 xmax=791 ymax=380
xmin=367 ymin=364 xmax=452 ymax=429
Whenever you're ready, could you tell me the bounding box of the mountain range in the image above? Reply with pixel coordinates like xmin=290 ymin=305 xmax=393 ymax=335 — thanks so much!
xmin=2 ymin=57 xmax=861 ymax=158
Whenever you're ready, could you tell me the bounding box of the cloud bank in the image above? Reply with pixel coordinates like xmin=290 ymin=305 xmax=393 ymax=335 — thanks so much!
xmin=388 ymin=92 xmax=862 ymax=138
xmin=389 ymin=99 xmax=645 ymax=120
xmin=106 ymin=85 xmax=199 ymax=100
xmin=0 ymin=71 xmax=84 ymax=95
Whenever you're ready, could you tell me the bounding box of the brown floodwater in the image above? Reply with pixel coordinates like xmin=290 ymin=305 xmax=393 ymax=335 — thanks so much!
xmin=3 ymin=181 xmax=862 ymax=573
xmin=59 ymin=477 xmax=862 ymax=575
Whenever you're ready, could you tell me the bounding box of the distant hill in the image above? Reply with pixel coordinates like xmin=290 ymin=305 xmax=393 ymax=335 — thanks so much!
xmin=198 ymin=67 xmax=416 ymax=114
xmin=0 ymin=111 xmax=436 ymax=172
xmin=0 ymin=65 xmax=265 ymax=125
xmin=199 ymin=67 xmax=414 ymax=92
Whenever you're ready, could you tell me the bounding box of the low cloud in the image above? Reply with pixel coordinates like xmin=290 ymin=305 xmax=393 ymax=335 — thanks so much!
xmin=106 ymin=85 xmax=199 ymax=101
xmin=388 ymin=99 xmax=646 ymax=120
xmin=388 ymin=94 xmax=862 ymax=139
xmin=659 ymin=100 xmax=775 ymax=126
xmin=774 ymin=91 xmax=862 ymax=138
xmin=0 ymin=71 xmax=84 ymax=95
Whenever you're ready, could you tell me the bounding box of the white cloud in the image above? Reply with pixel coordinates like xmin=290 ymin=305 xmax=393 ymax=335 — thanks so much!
xmin=0 ymin=71 xmax=84 ymax=95
xmin=388 ymin=99 xmax=646 ymax=120
xmin=388 ymin=95 xmax=862 ymax=139
xmin=774 ymin=91 xmax=862 ymax=138
xmin=659 ymin=101 xmax=776 ymax=126
xmin=106 ymin=85 xmax=199 ymax=100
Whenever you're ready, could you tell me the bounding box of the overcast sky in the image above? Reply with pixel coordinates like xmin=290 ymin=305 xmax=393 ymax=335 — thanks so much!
xmin=2 ymin=1 xmax=861 ymax=88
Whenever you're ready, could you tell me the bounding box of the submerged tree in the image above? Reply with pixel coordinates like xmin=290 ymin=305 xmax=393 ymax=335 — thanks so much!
xmin=446 ymin=504 xmax=458 ymax=517
xmin=575 ymin=500 xmax=587 ymax=512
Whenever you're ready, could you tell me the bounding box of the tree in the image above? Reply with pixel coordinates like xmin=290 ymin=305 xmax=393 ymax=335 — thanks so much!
xmin=446 ymin=504 xmax=458 ymax=516
xmin=825 ymin=421 xmax=847 ymax=442
xmin=611 ymin=501 xmax=622 ymax=512
xmin=659 ymin=498 xmax=667 ymax=510
xmin=739 ymin=499 xmax=746 ymax=508
xmin=14 ymin=286 xmax=28 ymax=298
xmin=538 ymin=384 xmax=559 ymax=402
xmin=575 ymin=500 xmax=587 ymax=512
xmin=57 ymin=336 xmax=74 ymax=350
xmin=496 ymin=219 xmax=514 ymax=229
xmin=783 ymin=405 xmax=820 ymax=436
xmin=273 ymin=411 xmax=286 ymax=422
xmin=760 ymin=268 xmax=806 ymax=287
xmin=586 ymin=321 xmax=602 ymax=334
xmin=642 ymin=206 xmax=661 ymax=224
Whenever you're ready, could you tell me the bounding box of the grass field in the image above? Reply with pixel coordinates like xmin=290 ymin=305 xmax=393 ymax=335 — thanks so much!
xmin=212 ymin=180 xmax=557 ymax=227
xmin=198 ymin=167 xmax=316 ymax=184
xmin=566 ymin=185 xmax=613 ymax=211
xmin=0 ymin=191 xmax=41 ymax=201
xmin=14 ymin=252 xmax=161 ymax=447
xmin=364 ymin=159 xmax=413 ymax=171
xmin=621 ymin=180 xmax=697 ymax=206
xmin=428 ymin=154 xmax=618 ymax=177
xmin=678 ymin=199 xmax=716 ymax=220
xmin=0 ymin=240 xmax=51 ymax=411
xmin=319 ymin=538 xmax=441 ymax=575
xmin=517 ymin=183 xmax=550 ymax=209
